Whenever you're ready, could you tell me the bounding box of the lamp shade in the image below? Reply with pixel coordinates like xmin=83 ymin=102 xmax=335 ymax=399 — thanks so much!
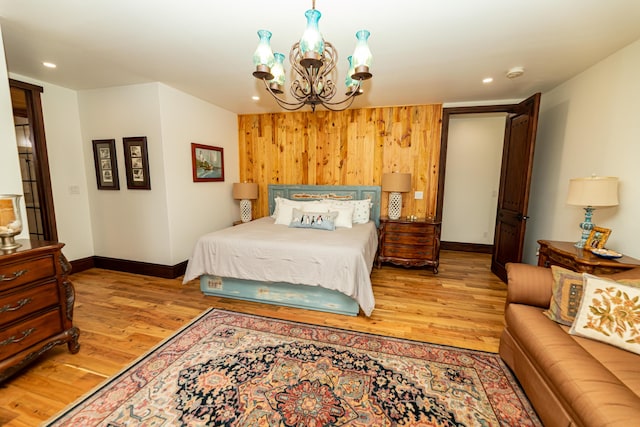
xmin=381 ymin=173 xmax=411 ymax=193
xmin=566 ymin=176 xmax=619 ymax=207
xmin=232 ymin=182 xmax=258 ymax=200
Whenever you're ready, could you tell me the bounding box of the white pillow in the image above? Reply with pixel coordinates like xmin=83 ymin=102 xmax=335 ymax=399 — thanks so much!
xmin=302 ymin=201 xmax=332 ymax=213
xmin=331 ymin=204 xmax=354 ymax=228
xmin=329 ymin=199 xmax=372 ymax=224
xmin=274 ymin=198 xmax=304 ymax=225
xmin=569 ymin=274 xmax=640 ymax=355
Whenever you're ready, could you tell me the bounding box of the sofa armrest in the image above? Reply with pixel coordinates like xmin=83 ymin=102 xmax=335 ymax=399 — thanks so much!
xmin=505 ymin=263 xmax=553 ymax=308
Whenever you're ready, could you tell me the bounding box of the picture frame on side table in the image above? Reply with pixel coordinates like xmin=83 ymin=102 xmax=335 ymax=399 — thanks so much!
xmin=191 ymin=143 xmax=224 ymax=182
xmin=92 ymin=139 xmax=119 ymax=190
xmin=123 ymin=136 xmax=151 ymax=190
xmin=586 ymin=226 xmax=611 ymax=250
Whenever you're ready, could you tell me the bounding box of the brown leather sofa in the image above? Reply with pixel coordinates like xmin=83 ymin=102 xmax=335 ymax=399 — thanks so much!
xmin=499 ymin=263 xmax=640 ymax=427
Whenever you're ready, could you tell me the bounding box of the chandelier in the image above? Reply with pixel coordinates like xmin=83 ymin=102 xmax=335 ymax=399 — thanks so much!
xmin=251 ymin=0 xmax=373 ymax=112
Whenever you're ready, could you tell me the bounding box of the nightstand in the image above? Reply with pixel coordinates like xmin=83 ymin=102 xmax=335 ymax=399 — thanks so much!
xmin=377 ymin=216 xmax=441 ymax=273
xmin=537 ymin=240 xmax=640 ymax=275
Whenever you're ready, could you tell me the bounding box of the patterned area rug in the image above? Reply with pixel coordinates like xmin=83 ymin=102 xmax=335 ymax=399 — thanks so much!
xmin=45 ymin=309 xmax=541 ymax=426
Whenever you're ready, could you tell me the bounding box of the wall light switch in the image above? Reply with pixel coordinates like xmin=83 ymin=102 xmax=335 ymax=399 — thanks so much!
xmin=69 ymin=185 xmax=80 ymax=195
xmin=414 ymin=191 xmax=423 ymax=200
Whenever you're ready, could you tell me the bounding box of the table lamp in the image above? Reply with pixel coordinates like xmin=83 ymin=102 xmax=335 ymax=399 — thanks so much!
xmin=566 ymin=176 xmax=618 ymax=248
xmin=233 ymin=182 xmax=259 ymax=223
xmin=381 ymin=172 xmax=411 ymax=220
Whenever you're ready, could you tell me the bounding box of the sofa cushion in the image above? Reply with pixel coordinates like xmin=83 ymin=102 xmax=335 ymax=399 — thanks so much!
xmin=505 ymin=303 xmax=640 ymax=426
xmin=545 ymin=266 xmax=640 ymax=326
xmin=569 ymin=274 xmax=640 ymax=355
xmin=544 ymin=266 xmax=584 ymax=326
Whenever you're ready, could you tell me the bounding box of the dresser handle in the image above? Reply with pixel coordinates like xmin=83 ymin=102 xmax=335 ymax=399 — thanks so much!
xmin=0 ymin=298 xmax=32 ymax=313
xmin=0 ymin=328 xmax=35 ymax=346
xmin=0 ymin=269 xmax=28 ymax=282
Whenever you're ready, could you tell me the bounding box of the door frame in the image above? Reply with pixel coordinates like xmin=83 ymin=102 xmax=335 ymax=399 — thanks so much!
xmin=437 ymin=103 xmax=521 ymax=223
xmin=10 ymin=78 xmax=58 ymax=241
xmin=437 ymin=98 xmax=540 ymax=261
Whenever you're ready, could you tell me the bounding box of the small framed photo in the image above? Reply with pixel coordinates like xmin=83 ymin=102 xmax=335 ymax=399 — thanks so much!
xmin=586 ymin=226 xmax=611 ymax=250
xmin=123 ymin=136 xmax=151 ymax=190
xmin=92 ymin=139 xmax=119 ymax=190
xmin=191 ymin=143 xmax=224 ymax=182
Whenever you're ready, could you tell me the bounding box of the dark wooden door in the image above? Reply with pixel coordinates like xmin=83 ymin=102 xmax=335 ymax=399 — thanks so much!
xmin=491 ymin=93 xmax=541 ymax=282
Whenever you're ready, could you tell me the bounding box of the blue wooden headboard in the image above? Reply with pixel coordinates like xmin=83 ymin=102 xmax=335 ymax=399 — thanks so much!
xmin=268 ymin=184 xmax=382 ymax=227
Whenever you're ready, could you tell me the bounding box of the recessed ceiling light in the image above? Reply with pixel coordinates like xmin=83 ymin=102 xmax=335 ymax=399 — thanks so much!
xmin=252 ymin=96 xmax=260 ymax=101
xmin=42 ymin=62 xmax=57 ymax=68
xmin=482 ymin=77 xmax=493 ymax=84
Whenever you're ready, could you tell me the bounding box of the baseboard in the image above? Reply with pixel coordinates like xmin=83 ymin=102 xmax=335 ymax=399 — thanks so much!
xmin=68 ymin=256 xmax=95 ymax=274
xmin=441 ymin=241 xmax=493 ymax=254
xmin=68 ymin=256 xmax=187 ymax=279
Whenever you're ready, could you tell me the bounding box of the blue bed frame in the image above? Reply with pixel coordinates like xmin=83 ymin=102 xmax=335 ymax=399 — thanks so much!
xmin=200 ymin=184 xmax=381 ymax=316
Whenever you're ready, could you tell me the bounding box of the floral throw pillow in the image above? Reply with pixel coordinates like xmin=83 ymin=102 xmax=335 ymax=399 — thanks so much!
xmin=569 ymin=274 xmax=640 ymax=355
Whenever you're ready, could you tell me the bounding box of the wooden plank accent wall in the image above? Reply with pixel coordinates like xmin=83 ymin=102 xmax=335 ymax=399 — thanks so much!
xmin=238 ymin=104 xmax=443 ymax=219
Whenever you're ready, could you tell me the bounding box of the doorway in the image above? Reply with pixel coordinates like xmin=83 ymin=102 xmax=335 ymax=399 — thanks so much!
xmin=437 ymin=94 xmax=541 ymax=282
xmin=9 ymin=79 xmax=58 ymax=241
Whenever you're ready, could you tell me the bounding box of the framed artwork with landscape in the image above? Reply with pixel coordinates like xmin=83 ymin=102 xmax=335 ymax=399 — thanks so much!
xmin=191 ymin=143 xmax=224 ymax=182
xmin=586 ymin=226 xmax=611 ymax=250
xmin=92 ymin=139 xmax=119 ymax=190
xmin=123 ymin=136 xmax=151 ymax=190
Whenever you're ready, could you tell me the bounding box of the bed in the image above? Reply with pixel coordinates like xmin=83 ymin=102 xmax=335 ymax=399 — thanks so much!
xmin=182 ymin=184 xmax=381 ymax=316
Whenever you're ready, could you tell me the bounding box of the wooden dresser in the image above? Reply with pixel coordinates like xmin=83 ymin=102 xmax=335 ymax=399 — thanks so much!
xmin=376 ymin=217 xmax=441 ymax=273
xmin=0 ymin=240 xmax=79 ymax=382
xmin=537 ymin=240 xmax=640 ymax=275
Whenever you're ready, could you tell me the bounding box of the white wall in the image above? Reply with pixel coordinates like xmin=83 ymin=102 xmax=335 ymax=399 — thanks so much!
xmin=525 ymin=38 xmax=640 ymax=263
xmin=0 ymin=28 xmax=29 ymax=239
xmin=77 ymin=83 xmax=239 ymax=265
xmin=442 ymin=113 xmax=506 ymax=244
xmin=157 ymin=84 xmax=239 ymax=264
xmin=9 ymin=73 xmax=94 ymax=261
xmin=78 ymin=83 xmax=172 ymax=264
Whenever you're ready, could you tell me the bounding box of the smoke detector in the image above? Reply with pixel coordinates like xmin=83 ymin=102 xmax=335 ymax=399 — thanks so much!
xmin=506 ymin=66 xmax=525 ymax=79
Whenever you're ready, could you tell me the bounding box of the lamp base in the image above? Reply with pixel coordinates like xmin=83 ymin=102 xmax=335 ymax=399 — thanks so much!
xmin=388 ymin=192 xmax=402 ymax=220
xmin=575 ymin=206 xmax=594 ymax=248
xmin=240 ymin=199 xmax=253 ymax=223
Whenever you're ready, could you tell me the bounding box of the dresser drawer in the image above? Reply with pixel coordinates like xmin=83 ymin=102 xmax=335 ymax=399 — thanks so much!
xmin=383 ymin=245 xmax=434 ymax=259
xmin=384 ymin=222 xmax=435 ymax=234
xmin=0 ymin=308 xmax=62 ymax=360
xmin=0 ymin=255 xmax=56 ymax=291
xmin=0 ymin=280 xmax=59 ymax=326
xmin=384 ymin=233 xmax=434 ymax=245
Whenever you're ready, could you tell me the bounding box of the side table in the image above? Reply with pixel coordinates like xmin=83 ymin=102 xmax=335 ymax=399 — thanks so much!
xmin=537 ymin=240 xmax=640 ymax=275
xmin=377 ymin=216 xmax=441 ymax=273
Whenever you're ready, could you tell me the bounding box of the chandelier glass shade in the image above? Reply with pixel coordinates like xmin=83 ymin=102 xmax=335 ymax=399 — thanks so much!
xmin=252 ymin=3 xmax=373 ymax=112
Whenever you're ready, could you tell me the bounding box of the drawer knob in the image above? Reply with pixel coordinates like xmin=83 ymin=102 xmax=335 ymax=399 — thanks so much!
xmin=0 ymin=269 xmax=28 ymax=282
xmin=0 ymin=328 xmax=35 ymax=346
xmin=0 ymin=298 xmax=32 ymax=313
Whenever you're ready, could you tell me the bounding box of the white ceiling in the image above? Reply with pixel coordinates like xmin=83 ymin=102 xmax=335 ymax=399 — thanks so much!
xmin=1 ymin=0 xmax=640 ymax=115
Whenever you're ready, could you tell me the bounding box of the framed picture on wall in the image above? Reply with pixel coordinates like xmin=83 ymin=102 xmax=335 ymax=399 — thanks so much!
xmin=191 ymin=143 xmax=224 ymax=182
xmin=123 ymin=136 xmax=151 ymax=190
xmin=92 ymin=139 xmax=119 ymax=190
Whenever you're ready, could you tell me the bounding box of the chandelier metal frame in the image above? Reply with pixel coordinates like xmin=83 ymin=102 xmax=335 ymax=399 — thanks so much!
xmin=252 ymin=2 xmax=372 ymax=112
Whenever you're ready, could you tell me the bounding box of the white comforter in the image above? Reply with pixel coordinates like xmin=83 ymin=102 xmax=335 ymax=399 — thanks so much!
xmin=183 ymin=217 xmax=378 ymax=316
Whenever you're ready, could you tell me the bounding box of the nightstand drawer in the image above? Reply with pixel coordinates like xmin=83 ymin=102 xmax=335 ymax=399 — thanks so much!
xmin=0 ymin=280 xmax=59 ymax=326
xmin=0 ymin=308 xmax=62 ymax=360
xmin=0 ymin=255 xmax=56 ymax=291
xmin=384 ymin=233 xmax=434 ymax=245
xmin=384 ymin=222 xmax=433 ymax=234
xmin=383 ymin=245 xmax=433 ymax=259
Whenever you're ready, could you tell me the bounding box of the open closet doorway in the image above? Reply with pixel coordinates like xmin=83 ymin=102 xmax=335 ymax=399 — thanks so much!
xmin=10 ymin=79 xmax=58 ymax=241
xmin=437 ymin=93 xmax=541 ymax=282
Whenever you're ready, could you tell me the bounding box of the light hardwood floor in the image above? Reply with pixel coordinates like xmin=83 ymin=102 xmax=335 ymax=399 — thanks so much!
xmin=0 ymin=250 xmax=508 ymax=426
